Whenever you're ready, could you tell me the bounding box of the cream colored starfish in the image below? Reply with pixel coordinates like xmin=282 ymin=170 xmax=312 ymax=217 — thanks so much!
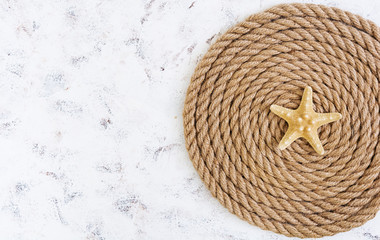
xmin=270 ymin=86 xmax=342 ymax=155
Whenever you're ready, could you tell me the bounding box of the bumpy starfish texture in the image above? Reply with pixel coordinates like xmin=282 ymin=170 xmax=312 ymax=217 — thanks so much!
xmin=270 ymin=86 xmax=342 ymax=155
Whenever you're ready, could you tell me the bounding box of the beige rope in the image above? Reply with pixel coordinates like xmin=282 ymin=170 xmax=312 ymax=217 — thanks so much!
xmin=183 ymin=3 xmax=380 ymax=238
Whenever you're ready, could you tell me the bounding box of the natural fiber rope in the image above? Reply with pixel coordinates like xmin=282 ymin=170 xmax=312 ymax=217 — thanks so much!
xmin=183 ymin=3 xmax=380 ymax=238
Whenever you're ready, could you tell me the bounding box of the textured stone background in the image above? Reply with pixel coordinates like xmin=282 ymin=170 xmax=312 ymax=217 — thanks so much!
xmin=0 ymin=0 xmax=379 ymax=239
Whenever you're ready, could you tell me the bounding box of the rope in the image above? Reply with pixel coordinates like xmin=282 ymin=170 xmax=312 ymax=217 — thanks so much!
xmin=183 ymin=3 xmax=380 ymax=238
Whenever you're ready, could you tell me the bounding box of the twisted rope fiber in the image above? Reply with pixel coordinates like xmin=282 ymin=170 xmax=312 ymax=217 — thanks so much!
xmin=183 ymin=3 xmax=380 ymax=238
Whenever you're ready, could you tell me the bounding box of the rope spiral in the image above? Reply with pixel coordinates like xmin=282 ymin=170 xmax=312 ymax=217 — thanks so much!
xmin=183 ymin=3 xmax=380 ymax=238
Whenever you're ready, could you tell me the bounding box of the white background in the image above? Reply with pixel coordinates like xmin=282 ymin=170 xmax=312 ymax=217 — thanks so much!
xmin=0 ymin=0 xmax=379 ymax=239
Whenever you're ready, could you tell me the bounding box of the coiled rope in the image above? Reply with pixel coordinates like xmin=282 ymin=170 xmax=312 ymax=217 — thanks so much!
xmin=183 ymin=3 xmax=380 ymax=238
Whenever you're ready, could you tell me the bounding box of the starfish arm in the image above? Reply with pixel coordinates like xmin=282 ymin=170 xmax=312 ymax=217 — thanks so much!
xmin=303 ymin=129 xmax=325 ymax=155
xmin=298 ymin=86 xmax=313 ymax=111
xmin=278 ymin=127 xmax=301 ymax=150
xmin=270 ymin=105 xmax=294 ymax=121
xmin=314 ymin=112 xmax=342 ymax=127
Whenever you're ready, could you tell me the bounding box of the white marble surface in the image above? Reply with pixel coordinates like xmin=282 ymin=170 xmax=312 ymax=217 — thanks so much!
xmin=0 ymin=0 xmax=379 ymax=239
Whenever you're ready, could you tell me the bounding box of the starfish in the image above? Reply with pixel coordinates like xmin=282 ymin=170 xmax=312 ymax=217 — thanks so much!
xmin=270 ymin=86 xmax=342 ymax=155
